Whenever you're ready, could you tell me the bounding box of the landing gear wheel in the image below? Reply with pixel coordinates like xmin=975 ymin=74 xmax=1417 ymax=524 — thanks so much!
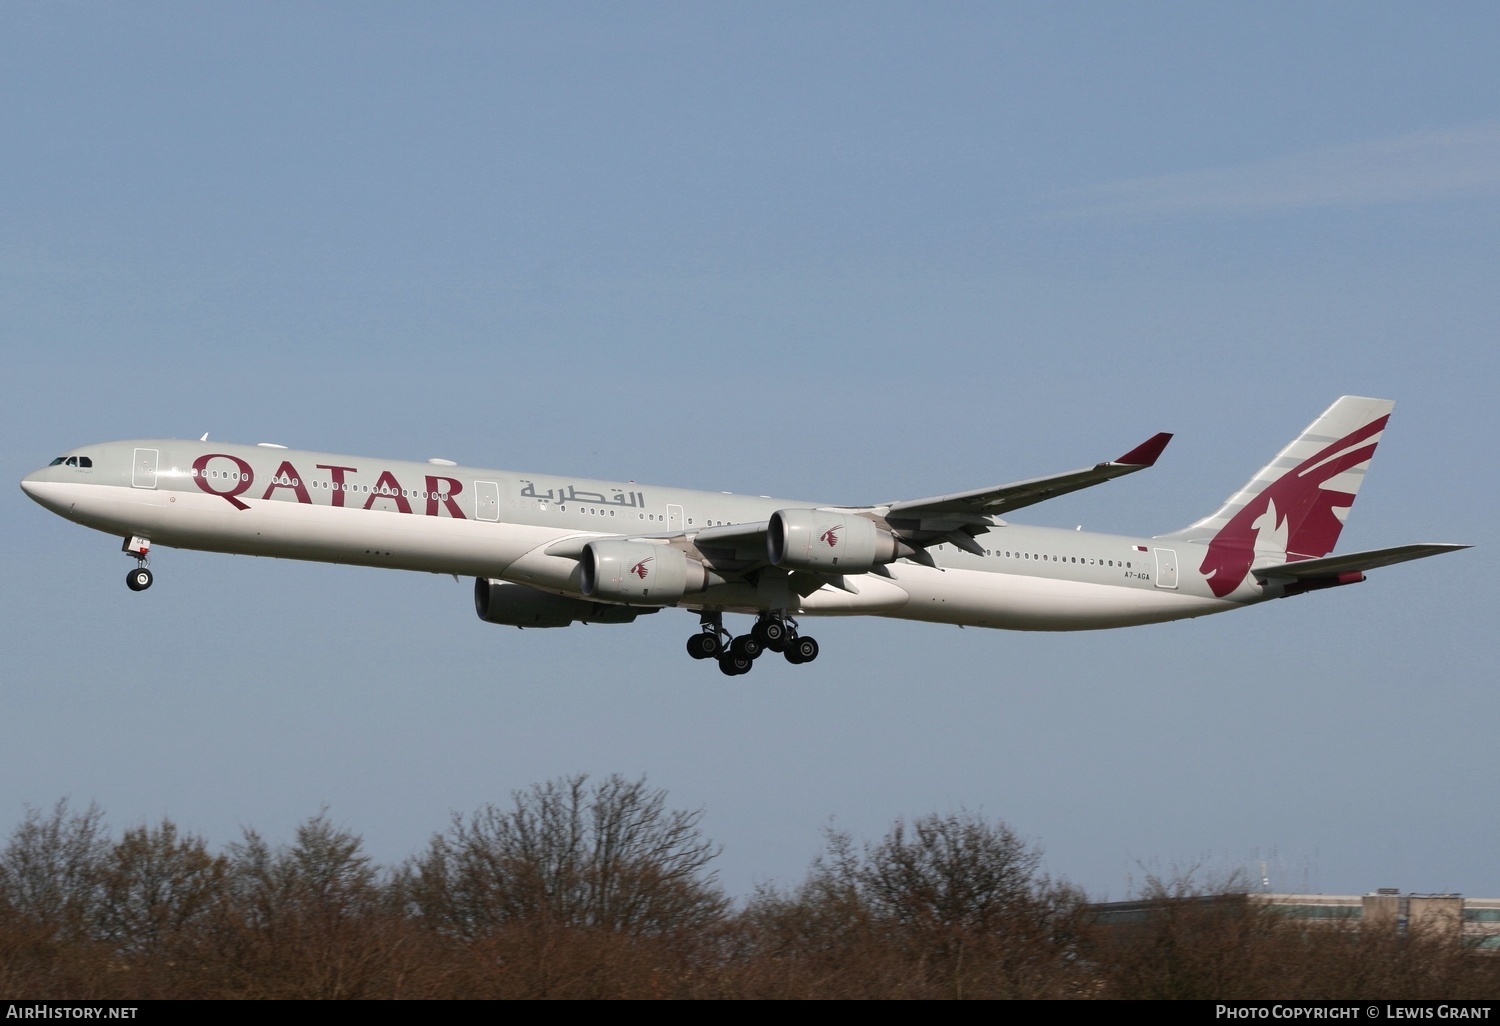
xmin=718 ymin=652 xmax=753 ymax=676
xmin=731 ymin=634 xmax=764 ymax=661
xmin=754 ymin=618 xmax=788 ymax=651
xmin=785 ymin=636 xmax=818 ymax=665
xmin=692 ymin=612 xmax=730 ymax=665
xmin=126 ymin=567 xmax=153 ymax=592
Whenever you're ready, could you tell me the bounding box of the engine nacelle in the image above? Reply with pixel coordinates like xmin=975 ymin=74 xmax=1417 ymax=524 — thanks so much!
xmin=767 ymin=509 xmax=903 ymax=573
xmin=579 ymin=541 xmax=715 ymax=604
xmin=474 ymin=578 xmax=643 ymax=628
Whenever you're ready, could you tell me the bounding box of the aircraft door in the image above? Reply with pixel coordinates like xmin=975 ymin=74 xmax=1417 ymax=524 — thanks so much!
xmin=474 ymin=480 xmax=500 ymax=521
xmin=1153 ymin=547 xmax=1178 ymax=589
xmin=132 ymin=448 xmax=158 ymax=489
xmin=667 ymin=503 xmax=684 ymax=532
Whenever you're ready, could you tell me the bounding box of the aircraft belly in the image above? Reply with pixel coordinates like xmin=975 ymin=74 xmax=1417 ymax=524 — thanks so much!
xmin=43 ymin=483 xmax=547 ymax=578
xmin=678 ymin=574 xmax=912 ymax=617
xmin=885 ymin=565 xmax=1235 ymax=630
xmin=793 ymin=574 xmax=911 ymax=614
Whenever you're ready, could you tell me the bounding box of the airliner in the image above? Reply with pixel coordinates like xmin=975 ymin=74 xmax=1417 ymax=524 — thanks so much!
xmin=20 ymin=396 xmax=1465 ymax=675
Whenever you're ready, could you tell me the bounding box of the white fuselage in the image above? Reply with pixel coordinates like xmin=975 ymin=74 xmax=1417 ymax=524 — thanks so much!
xmin=22 ymin=438 xmax=1254 ymax=631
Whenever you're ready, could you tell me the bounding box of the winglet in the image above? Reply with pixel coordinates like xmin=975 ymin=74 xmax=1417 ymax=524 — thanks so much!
xmin=1114 ymin=432 xmax=1172 ymax=468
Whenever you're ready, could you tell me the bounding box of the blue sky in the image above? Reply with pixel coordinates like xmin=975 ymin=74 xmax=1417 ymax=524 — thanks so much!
xmin=4 ymin=2 xmax=1497 ymax=901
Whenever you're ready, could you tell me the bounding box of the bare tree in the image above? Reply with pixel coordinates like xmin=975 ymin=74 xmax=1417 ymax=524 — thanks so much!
xmin=738 ymin=812 xmax=1087 ymax=998
xmin=408 ymin=774 xmax=725 ymax=939
xmin=218 ymin=812 xmax=401 ymax=998
xmin=95 ymin=820 xmax=227 ymax=956
xmin=227 ymin=810 xmax=378 ymax=927
xmin=859 ymin=812 xmax=1047 ymax=932
xmin=0 ymin=799 xmax=109 ymax=939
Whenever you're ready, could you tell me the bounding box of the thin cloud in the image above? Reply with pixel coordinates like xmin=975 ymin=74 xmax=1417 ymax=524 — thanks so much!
xmin=1055 ymin=122 xmax=1500 ymax=216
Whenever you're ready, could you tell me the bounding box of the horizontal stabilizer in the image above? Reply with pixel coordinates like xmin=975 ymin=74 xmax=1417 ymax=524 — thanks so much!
xmin=1251 ymin=543 xmax=1470 ymax=581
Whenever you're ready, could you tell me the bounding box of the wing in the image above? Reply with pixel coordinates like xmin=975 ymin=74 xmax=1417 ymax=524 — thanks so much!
xmin=880 ymin=432 xmax=1172 ymax=521
xmin=539 ymin=432 xmax=1173 ymax=579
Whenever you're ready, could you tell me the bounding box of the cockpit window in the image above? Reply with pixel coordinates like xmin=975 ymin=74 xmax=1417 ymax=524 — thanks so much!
xmin=65 ymin=457 xmax=78 ymax=467
xmin=49 ymin=457 xmax=65 ymax=466
xmin=49 ymin=456 xmax=93 ymax=468
xmin=78 ymin=457 xmax=92 ymax=468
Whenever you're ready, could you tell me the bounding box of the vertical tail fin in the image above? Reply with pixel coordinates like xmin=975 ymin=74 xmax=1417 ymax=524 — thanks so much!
xmin=1162 ymin=396 xmax=1394 ymax=597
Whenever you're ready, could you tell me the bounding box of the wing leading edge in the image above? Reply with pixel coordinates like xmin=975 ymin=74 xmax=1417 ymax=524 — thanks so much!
xmin=878 ymin=432 xmax=1173 ymax=520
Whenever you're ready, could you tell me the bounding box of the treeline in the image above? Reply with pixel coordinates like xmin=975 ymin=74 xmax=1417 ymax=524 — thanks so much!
xmin=1 ymin=776 xmax=1496 ymax=999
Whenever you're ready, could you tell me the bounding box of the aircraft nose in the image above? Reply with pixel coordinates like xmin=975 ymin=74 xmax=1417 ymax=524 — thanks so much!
xmin=20 ymin=469 xmax=66 ymax=512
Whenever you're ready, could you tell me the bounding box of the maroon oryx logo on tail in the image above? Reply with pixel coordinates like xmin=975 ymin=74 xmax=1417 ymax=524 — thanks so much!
xmin=819 ymin=526 xmax=840 ymax=547
xmin=1200 ymin=415 xmax=1387 ymax=597
xmin=629 ymin=558 xmax=652 ymax=580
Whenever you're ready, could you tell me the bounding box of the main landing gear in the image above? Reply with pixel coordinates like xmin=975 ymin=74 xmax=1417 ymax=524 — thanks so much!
xmin=123 ymin=535 xmax=153 ymax=592
xmin=685 ymin=611 xmax=819 ymax=676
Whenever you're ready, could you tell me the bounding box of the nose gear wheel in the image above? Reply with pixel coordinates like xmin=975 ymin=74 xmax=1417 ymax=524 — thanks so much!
xmin=122 ymin=536 xmax=153 ymax=591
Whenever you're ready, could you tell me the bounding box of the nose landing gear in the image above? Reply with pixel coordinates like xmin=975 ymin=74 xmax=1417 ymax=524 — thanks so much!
xmin=686 ymin=611 xmax=818 ymax=675
xmin=122 ymin=535 xmax=152 ymax=591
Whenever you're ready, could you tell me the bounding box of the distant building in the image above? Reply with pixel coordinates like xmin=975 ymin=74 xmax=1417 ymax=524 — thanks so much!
xmin=1091 ymin=889 xmax=1500 ymax=950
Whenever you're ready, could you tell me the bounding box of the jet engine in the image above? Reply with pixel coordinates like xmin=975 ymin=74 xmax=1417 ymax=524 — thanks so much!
xmin=579 ymin=540 xmax=717 ymax=604
xmin=474 ymin=578 xmax=644 ymax=627
xmin=767 ymin=509 xmax=907 ymax=573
